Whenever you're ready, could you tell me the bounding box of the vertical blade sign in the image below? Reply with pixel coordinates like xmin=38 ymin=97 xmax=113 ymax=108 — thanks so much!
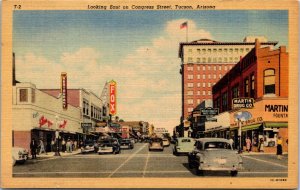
xmin=109 ymin=80 xmax=117 ymax=115
xmin=61 ymin=72 xmax=68 ymax=109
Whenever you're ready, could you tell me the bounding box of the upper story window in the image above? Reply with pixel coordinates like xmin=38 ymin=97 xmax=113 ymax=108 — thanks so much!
xmin=188 ymin=57 xmax=193 ymax=62
xmin=197 ymin=91 xmax=200 ymax=95
xmin=213 ymin=49 xmax=217 ymax=53
xmin=208 ymin=57 xmax=212 ymax=63
xmin=187 ymin=91 xmax=194 ymax=95
xmin=197 ymin=83 xmax=201 ymax=87
xmin=232 ymin=84 xmax=239 ymax=99
xmin=187 ymin=99 xmax=194 ymax=105
xmin=218 ymin=49 xmax=222 ymax=53
xmin=229 ymin=48 xmax=233 ymax=53
xmin=208 ymin=83 xmax=211 ymax=87
xmin=218 ymin=65 xmax=222 ymax=70
xmin=246 ymin=48 xmax=250 ymax=52
xmin=202 ymin=58 xmax=206 ymax=63
xmin=197 ymin=49 xmax=201 ymax=54
xmin=203 ymin=66 xmax=206 ymax=71
xmin=202 ymin=49 xmax=206 ymax=54
xmin=202 ymin=75 xmax=206 ymax=79
xmin=229 ymin=57 xmax=233 ymax=62
xmin=224 ymin=49 xmax=228 ymax=54
xmin=264 ymin=69 xmax=275 ymax=94
xmin=224 ymin=57 xmax=228 ymax=63
xmin=197 ymin=58 xmax=201 ymax=63
xmin=214 ymin=66 xmax=216 ymax=71
xmin=222 ymin=92 xmax=228 ymax=111
xmin=213 ymin=57 xmax=217 ymax=62
xmin=197 ymin=75 xmax=200 ymax=79
xmin=207 ymin=49 xmax=211 ymax=54
xmin=188 ymin=75 xmax=194 ymax=80
xmin=234 ymin=48 xmax=238 ymax=53
xmin=250 ymin=74 xmax=255 ymax=98
xmin=187 ymin=83 xmax=194 ymax=88
xmin=208 ymin=66 xmax=211 ymax=70
xmin=188 ymin=49 xmax=192 ymax=53
xmin=31 ymin=89 xmax=35 ymax=103
xmin=187 ymin=66 xmax=193 ymax=71
xmin=218 ymin=57 xmax=222 ymax=63
xmin=240 ymin=48 xmax=244 ymax=53
xmin=197 ymin=66 xmax=200 ymax=70
xmin=244 ymin=78 xmax=249 ymax=97
xmin=19 ymin=89 xmax=28 ymax=102
xmin=225 ymin=65 xmax=228 ymax=71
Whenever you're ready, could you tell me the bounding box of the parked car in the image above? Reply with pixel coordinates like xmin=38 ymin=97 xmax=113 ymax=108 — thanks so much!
xmin=149 ymin=138 xmax=164 ymax=151
xmin=98 ymin=138 xmax=121 ymax=154
xmin=173 ymin=137 xmax=195 ymax=155
xmin=162 ymin=138 xmax=170 ymax=147
xmin=188 ymin=138 xmax=243 ymax=176
xmin=120 ymin=139 xmax=134 ymax=149
xmin=12 ymin=147 xmax=28 ymax=166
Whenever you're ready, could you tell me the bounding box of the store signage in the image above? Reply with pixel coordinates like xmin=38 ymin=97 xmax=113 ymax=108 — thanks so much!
xmin=206 ymin=117 xmax=217 ymax=122
xmin=61 ymin=72 xmax=68 ymax=109
xmin=81 ymin=122 xmax=92 ymax=128
xmin=109 ymin=80 xmax=117 ymax=115
xmin=232 ymin=98 xmax=254 ymax=109
xmin=200 ymin=107 xmax=219 ymax=116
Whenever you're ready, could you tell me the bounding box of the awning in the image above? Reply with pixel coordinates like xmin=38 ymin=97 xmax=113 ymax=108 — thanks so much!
xmin=264 ymin=122 xmax=288 ymax=128
xmin=241 ymin=124 xmax=262 ymax=131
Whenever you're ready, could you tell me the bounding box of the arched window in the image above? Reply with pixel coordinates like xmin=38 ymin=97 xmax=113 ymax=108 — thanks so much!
xmin=264 ymin=69 xmax=275 ymax=94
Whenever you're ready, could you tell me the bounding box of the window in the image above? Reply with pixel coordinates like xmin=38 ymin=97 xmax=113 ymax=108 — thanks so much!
xmin=197 ymin=58 xmax=201 ymax=63
xmin=188 ymin=99 xmax=194 ymax=104
xmin=234 ymin=57 xmax=239 ymax=62
xmin=202 ymin=49 xmax=206 ymax=54
xmin=218 ymin=57 xmax=222 ymax=63
xmin=197 ymin=83 xmax=201 ymax=87
xmin=197 ymin=66 xmax=200 ymax=70
xmin=219 ymin=74 xmax=222 ymax=79
xmin=197 ymin=49 xmax=201 ymax=54
xmin=222 ymin=92 xmax=228 ymax=111
xmin=188 ymin=75 xmax=193 ymax=80
xmin=197 ymin=91 xmax=200 ymax=95
xmin=91 ymin=105 xmax=94 ymax=118
xmin=208 ymin=83 xmax=211 ymax=87
xmin=213 ymin=74 xmax=216 ymax=79
xmin=86 ymin=102 xmax=89 ymax=115
xmin=188 ymin=57 xmax=193 ymax=62
xmin=188 ymin=108 xmax=193 ymax=112
xmin=229 ymin=48 xmax=233 ymax=53
xmin=232 ymin=84 xmax=239 ymax=99
xmin=213 ymin=49 xmax=217 ymax=53
xmin=202 ymin=75 xmax=206 ymax=79
xmin=197 ymin=99 xmax=201 ymax=104
xmin=187 ymin=91 xmax=193 ymax=95
xmin=218 ymin=65 xmax=222 ymax=70
xmin=187 ymin=66 xmax=193 ymax=71
xmin=244 ymin=78 xmax=249 ymax=97
xmin=240 ymin=48 xmax=244 ymax=53
xmin=19 ymin=89 xmax=28 ymax=102
xmin=31 ymin=89 xmax=35 ymax=103
xmin=208 ymin=66 xmax=211 ymax=70
xmin=203 ymin=66 xmax=206 ymax=71
xmin=250 ymin=74 xmax=255 ymax=98
xmin=207 ymin=49 xmax=211 ymax=54
xmin=214 ymin=66 xmax=216 ymax=71
xmin=197 ymin=75 xmax=200 ymax=79
xmin=202 ymin=58 xmax=206 ymax=63
xmin=234 ymin=48 xmax=238 ymax=53
xmin=224 ymin=57 xmax=228 ymax=63
xmin=202 ymin=83 xmax=206 ymax=87
xmin=264 ymin=69 xmax=275 ymax=94
xmin=229 ymin=57 xmax=233 ymax=62
xmin=208 ymin=91 xmax=211 ymax=95
xmin=218 ymin=49 xmax=222 ymax=53
xmin=213 ymin=57 xmax=217 ymax=62
xmin=202 ymin=91 xmax=206 ymax=95
xmin=208 ymin=74 xmax=211 ymax=79
xmin=208 ymin=57 xmax=211 ymax=63
xmin=187 ymin=83 xmax=194 ymax=88
xmin=246 ymin=48 xmax=250 ymax=52
xmin=83 ymin=101 xmax=86 ymax=114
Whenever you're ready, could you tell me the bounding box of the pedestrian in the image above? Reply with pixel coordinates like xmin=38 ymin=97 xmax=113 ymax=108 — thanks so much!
xmin=74 ymin=140 xmax=78 ymax=151
xmin=277 ymin=136 xmax=283 ymax=160
xmin=51 ymin=139 xmax=55 ymax=152
xmin=66 ymin=138 xmax=72 ymax=153
xmin=62 ymin=138 xmax=66 ymax=152
xmin=229 ymin=138 xmax=234 ymax=149
xmin=246 ymin=137 xmax=251 ymax=153
xmin=258 ymin=138 xmax=264 ymax=152
xmin=79 ymin=140 xmax=83 ymax=149
xmin=39 ymin=138 xmax=46 ymax=154
xmin=30 ymin=138 xmax=37 ymax=159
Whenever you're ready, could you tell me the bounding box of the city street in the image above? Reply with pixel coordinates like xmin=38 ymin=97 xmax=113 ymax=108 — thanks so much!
xmin=13 ymin=143 xmax=288 ymax=178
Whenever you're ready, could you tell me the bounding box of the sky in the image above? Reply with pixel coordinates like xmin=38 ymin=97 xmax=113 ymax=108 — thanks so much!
xmin=13 ymin=10 xmax=288 ymax=132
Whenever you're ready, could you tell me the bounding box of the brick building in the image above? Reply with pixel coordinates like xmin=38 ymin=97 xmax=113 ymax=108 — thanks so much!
xmin=211 ymin=39 xmax=289 ymax=153
xmin=178 ymin=37 xmax=277 ymax=121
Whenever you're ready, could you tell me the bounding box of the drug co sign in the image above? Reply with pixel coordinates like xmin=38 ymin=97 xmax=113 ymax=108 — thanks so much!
xmin=109 ymin=80 xmax=117 ymax=115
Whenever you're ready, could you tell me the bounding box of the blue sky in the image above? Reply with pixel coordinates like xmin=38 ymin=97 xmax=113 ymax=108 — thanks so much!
xmin=13 ymin=10 xmax=288 ymax=131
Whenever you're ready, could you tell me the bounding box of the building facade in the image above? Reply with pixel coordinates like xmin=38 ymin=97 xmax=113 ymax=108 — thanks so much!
xmin=179 ymin=37 xmax=278 ymax=120
xmin=211 ymin=39 xmax=289 ymax=153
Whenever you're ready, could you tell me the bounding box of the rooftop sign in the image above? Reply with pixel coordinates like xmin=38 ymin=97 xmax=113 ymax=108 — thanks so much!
xmin=232 ymin=98 xmax=254 ymax=109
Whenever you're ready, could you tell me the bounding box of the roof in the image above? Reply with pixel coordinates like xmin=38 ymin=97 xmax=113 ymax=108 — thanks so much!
xmin=178 ymin=39 xmax=278 ymax=58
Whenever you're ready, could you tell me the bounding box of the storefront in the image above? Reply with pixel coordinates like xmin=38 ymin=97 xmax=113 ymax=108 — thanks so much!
xmin=230 ymin=97 xmax=288 ymax=153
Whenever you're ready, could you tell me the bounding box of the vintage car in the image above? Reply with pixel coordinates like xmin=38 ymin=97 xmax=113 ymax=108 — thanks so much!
xmin=162 ymin=138 xmax=170 ymax=147
xmin=120 ymin=139 xmax=134 ymax=149
xmin=173 ymin=137 xmax=195 ymax=155
xmin=149 ymin=138 xmax=164 ymax=151
xmin=12 ymin=147 xmax=29 ymax=166
xmin=188 ymin=138 xmax=243 ymax=176
xmin=81 ymin=141 xmax=98 ymax=153
xmin=97 ymin=138 xmax=121 ymax=154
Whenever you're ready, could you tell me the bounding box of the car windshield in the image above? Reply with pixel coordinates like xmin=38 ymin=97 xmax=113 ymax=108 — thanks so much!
xmin=204 ymin=141 xmax=232 ymax=150
xmin=181 ymin=139 xmax=192 ymax=143
xmin=99 ymin=140 xmax=112 ymax=146
xmin=121 ymin=140 xmax=130 ymax=143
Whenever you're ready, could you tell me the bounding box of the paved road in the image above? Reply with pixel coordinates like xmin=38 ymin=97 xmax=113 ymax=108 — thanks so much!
xmin=13 ymin=143 xmax=288 ymax=177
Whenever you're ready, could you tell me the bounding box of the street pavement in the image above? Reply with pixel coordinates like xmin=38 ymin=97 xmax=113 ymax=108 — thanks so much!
xmin=13 ymin=142 xmax=288 ymax=178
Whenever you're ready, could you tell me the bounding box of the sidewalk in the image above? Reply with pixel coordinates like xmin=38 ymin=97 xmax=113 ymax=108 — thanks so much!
xmin=31 ymin=149 xmax=82 ymax=160
xmin=240 ymin=151 xmax=288 ymax=155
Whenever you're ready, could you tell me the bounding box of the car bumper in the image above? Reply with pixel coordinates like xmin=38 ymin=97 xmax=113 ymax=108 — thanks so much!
xmin=199 ymin=165 xmax=242 ymax=171
xmin=149 ymin=147 xmax=163 ymax=150
xmin=98 ymin=148 xmax=113 ymax=153
xmin=15 ymin=154 xmax=28 ymax=161
xmin=120 ymin=145 xmax=130 ymax=149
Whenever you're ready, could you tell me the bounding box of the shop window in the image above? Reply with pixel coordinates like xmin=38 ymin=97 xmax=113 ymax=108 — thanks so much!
xmin=19 ymin=89 xmax=28 ymax=102
xmin=31 ymin=88 xmax=35 ymax=103
xmin=264 ymin=69 xmax=275 ymax=94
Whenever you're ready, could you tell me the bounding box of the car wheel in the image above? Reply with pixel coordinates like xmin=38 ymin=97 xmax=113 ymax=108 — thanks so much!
xmin=188 ymin=161 xmax=194 ymax=169
xmin=231 ymin=171 xmax=238 ymax=177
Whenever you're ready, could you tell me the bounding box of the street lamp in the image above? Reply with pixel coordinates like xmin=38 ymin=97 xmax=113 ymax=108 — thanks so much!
xmin=237 ymin=118 xmax=242 ymax=154
xmin=54 ymin=116 xmax=61 ymax=156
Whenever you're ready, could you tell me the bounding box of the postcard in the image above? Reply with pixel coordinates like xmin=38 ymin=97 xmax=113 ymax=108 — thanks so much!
xmin=2 ymin=0 xmax=298 ymax=188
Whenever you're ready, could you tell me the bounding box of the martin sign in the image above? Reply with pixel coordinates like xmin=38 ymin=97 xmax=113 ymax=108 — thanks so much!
xmin=232 ymin=98 xmax=254 ymax=109
xmin=109 ymin=80 xmax=117 ymax=115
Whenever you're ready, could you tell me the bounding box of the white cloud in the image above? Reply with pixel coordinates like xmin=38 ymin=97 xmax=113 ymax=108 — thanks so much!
xmin=15 ymin=19 xmax=211 ymax=132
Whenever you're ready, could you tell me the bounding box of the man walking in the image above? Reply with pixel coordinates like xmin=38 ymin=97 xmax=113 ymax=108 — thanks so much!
xmin=30 ymin=138 xmax=37 ymax=159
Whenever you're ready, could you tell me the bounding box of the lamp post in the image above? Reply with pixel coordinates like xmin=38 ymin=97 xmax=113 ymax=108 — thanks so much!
xmin=54 ymin=116 xmax=61 ymax=156
xmin=238 ymin=118 xmax=242 ymax=154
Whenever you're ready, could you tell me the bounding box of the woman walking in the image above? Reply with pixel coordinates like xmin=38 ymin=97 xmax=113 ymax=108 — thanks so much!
xmin=277 ymin=136 xmax=283 ymax=159
xmin=246 ymin=137 xmax=252 ymax=153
